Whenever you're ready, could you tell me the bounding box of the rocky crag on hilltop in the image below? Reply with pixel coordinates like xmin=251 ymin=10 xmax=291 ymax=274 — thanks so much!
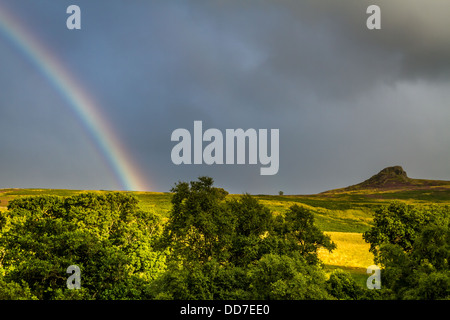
xmin=355 ymin=166 xmax=411 ymax=189
xmin=323 ymin=165 xmax=450 ymax=193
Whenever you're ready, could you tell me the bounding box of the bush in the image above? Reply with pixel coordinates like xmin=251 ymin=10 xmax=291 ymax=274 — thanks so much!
xmin=247 ymin=253 xmax=330 ymax=300
xmin=326 ymin=269 xmax=362 ymax=300
xmin=0 ymin=193 xmax=165 ymax=300
xmin=0 ymin=278 xmax=37 ymax=300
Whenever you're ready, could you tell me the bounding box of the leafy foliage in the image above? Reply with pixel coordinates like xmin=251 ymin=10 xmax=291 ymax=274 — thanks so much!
xmin=325 ymin=269 xmax=362 ymax=300
xmin=363 ymin=202 xmax=437 ymax=258
xmin=154 ymin=177 xmax=336 ymax=299
xmin=363 ymin=202 xmax=450 ymax=299
xmin=0 ymin=278 xmax=37 ymax=300
xmin=2 ymin=179 xmax=448 ymax=300
xmin=247 ymin=253 xmax=330 ymax=299
xmin=0 ymin=193 xmax=165 ymax=300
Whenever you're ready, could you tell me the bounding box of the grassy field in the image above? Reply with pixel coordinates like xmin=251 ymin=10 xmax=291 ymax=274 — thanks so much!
xmin=317 ymin=232 xmax=374 ymax=286
xmin=1 ymin=185 xmax=449 ymax=285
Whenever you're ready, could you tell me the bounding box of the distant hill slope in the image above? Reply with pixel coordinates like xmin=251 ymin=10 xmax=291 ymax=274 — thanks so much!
xmin=322 ymin=166 xmax=450 ymax=194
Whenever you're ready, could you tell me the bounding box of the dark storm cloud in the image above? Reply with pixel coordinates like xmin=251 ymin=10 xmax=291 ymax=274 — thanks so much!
xmin=295 ymin=0 xmax=450 ymax=81
xmin=128 ymin=0 xmax=450 ymax=114
xmin=108 ymin=0 xmax=450 ymax=193
xmin=1 ymin=0 xmax=450 ymax=194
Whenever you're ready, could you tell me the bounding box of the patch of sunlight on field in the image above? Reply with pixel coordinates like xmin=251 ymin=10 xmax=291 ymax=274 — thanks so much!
xmin=318 ymin=232 xmax=374 ymax=270
xmin=0 ymin=195 xmax=15 ymax=209
xmin=257 ymin=200 xmax=320 ymax=215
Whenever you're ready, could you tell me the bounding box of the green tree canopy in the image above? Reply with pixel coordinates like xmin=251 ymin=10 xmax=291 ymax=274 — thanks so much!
xmin=0 ymin=192 xmax=165 ymax=300
xmin=363 ymin=202 xmax=450 ymax=299
xmin=363 ymin=202 xmax=439 ymax=259
xmin=155 ymin=176 xmax=336 ymax=299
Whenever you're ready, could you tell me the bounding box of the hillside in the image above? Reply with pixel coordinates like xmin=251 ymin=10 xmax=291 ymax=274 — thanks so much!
xmin=321 ymin=165 xmax=450 ymax=194
xmin=2 ymin=168 xmax=450 ymax=288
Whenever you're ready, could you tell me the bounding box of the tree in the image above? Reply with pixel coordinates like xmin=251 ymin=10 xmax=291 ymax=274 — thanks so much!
xmin=325 ymin=269 xmax=362 ymax=300
xmin=0 ymin=193 xmax=165 ymax=300
xmin=363 ymin=202 xmax=450 ymax=299
xmin=0 ymin=278 xmax=37 ymax=300
xmin=376 ymin=222 xmax=450 ymax=299
xmin=155 ymin=177 xmax=335 ymax=299
xmin=160 ymin=176 xmax=232 ymax=265
xmin=226 ymin=194 xmax=276 ymax=267
xmin=247 ymin=253 xmax=331 ymax=299
xmin=363 ymin=202 xmax=436 ymax=261
xmin=279 ymin=204 xmax=336 ymax=264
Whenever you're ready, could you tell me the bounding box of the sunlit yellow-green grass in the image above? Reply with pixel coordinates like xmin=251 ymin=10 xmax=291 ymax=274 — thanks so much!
xmin=318 ymin=231 xmax=375 ymax=285
xmin=318 ymin=232 xmax=374 ymax=268
xmin=3 ymin=187 xmax=446 ymax=288
xmin=256 ymin=198 xmax=374 ymax=233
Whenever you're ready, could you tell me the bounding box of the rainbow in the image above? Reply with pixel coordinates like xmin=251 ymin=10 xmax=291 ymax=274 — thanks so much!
xmin=0 ymin=5 xmax=150 ymax=191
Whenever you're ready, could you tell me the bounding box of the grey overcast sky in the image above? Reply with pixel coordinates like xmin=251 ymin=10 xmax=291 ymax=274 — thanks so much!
xmin=0 ymin=0 xmax=450 ymax=194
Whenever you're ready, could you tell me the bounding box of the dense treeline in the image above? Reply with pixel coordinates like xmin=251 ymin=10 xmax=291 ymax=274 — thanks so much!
xmin=0 ymin=177 xmax=448 ymax=299
xmin=363 ymin=202 xmax=450 ymax=299
xmin=0 ymin=192 xmax=164 ymax=299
